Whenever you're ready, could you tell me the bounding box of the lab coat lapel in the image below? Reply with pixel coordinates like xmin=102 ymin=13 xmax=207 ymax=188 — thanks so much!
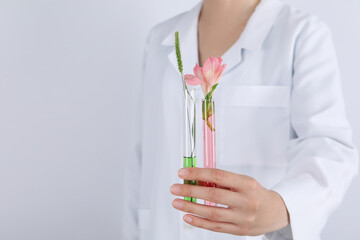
xmin=238 ymin=0 xmax=285 ymax=50
xmin=220 ymin=0 xmax=285 ymax=74
xmin=162 ymin=1 xmax=202 ymax=80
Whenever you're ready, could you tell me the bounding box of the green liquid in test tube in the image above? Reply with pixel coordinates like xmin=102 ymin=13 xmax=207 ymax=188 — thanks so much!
xmin=183 ymin=156 xmax=197 ymax=202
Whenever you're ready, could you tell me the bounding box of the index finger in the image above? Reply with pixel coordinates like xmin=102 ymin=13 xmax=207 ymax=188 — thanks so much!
xmin=178 ymin=167 xmax=252 ymax=190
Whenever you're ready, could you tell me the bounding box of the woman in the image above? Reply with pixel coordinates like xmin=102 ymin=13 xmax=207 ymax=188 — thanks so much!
xmin=122 ymin=0 xmax=358 ymax=239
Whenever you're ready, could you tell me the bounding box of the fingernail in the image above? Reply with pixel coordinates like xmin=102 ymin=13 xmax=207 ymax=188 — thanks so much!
xmin=184 ymin=216 xmax=192 ymax=223
xmin=170 ymin=185 xmax=181 ymax=194
xmin=172 ymin=201 xmax=183 ymax=209
xmin=178 ymin=168 xmax=189 ymax=177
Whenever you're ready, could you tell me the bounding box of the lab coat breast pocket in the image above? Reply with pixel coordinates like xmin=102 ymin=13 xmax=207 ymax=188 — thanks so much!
xmin=216 ymin=85 xmax=291 ymax=167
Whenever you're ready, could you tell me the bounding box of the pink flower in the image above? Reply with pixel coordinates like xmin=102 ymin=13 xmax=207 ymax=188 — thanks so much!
xmin=184 ymin=56 xmax=226 ymax=97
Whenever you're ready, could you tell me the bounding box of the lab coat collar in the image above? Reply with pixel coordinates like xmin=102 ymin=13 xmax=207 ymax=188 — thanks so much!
xmin=161 ymin=0 xmax=284 ymax=77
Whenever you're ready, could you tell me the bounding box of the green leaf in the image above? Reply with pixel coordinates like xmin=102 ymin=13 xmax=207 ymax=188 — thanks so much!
xmin=205 ymin=83 xmax=219 ymax=99
xmin=205 ymin=91 xmax=211 ymax=100
xmin=211 ymin=83 xmax=218 ymax=92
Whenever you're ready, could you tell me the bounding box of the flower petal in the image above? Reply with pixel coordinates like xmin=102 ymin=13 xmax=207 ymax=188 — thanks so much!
xmin=217 ymin=63 xmax=226 ymax=77
xmin=193 ymin=63 xmax=204 ymax=81
xmin=217 ymin=57 xmax=223 ymax=67
xmin=202 ymin=56 xmax=220 ymax=83
xmin=184 ymin=74 xmax=206 ymax=86
xmin=209 ymin=63 xmax=226 ymax=85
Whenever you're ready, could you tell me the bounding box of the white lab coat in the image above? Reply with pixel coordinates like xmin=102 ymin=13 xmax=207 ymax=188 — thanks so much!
xmin=121 ymin=0 xmax=359 ymax=239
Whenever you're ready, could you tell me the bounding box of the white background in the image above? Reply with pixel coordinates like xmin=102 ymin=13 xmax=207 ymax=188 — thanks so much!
xmin=0 ymin=0 xmax=359 ymax=239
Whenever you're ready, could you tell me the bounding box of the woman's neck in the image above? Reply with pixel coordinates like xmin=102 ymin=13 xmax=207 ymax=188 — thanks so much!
xmin=199 ymin=0 xmax=260 ymax=25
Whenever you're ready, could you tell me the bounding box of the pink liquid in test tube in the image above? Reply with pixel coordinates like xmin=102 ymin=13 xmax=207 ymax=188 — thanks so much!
xmin=202 ymin=99 xmax=217 ymax=206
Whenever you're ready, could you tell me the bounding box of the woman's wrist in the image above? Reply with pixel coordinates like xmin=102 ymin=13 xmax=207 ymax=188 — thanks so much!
xmin=242 ymin=185 xmax=290 ymax=235
xmin=261 ymin=189 xmax=290 ymax=233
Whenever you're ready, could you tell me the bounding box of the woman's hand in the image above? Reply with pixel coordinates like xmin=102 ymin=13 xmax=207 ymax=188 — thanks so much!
xmin=169 ymin=167 xmax=290 ymax=236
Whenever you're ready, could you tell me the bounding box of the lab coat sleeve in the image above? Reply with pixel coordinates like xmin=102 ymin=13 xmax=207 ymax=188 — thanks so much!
xmin=120 ymin=30 xmax=152 ymax=240
xmin=264 ymin=23 xmax=359 ymax=240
